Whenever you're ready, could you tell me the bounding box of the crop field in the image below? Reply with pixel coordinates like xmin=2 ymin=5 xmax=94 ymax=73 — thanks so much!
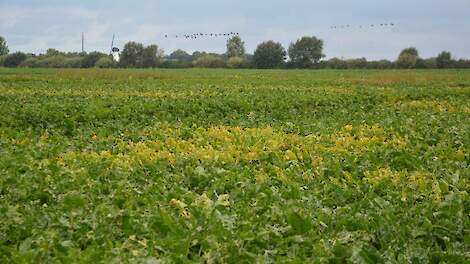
xmin=0 ymin=68 xmax=469 ymax=263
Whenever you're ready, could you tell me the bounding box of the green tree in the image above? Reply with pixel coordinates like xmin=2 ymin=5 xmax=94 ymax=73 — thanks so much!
xmin=227 ymin=56 xmax=250 ymax=68
xmin=436 ymin=51 xmax=452 ymax=69
xmin=4 ymin=52 xmax=27 ymax=67
xmin=142 ymin=44 xmax=163 ymax=68
xmin=253 ymin=41 xmax=286 ymax=69
xmin=346 ymin=58 xmax=367 ymax=69
xmin=82 ymin=51 xmax=106 ymax=68
xmin=192 ymin=55 xmax=226 ymax=68
xmin=169 ymin=49 xmax=192 ymax=62
xmin=397 ymin=53 xmax=417 ymax=68
xmin=46 ymin=48 xmax=61 ymax=57
xmin=288 ymin=36 xmax=324 ymax=68
xmin=400 ymin=47 xmax=419 ymax=57
xmin=192 ymin=51 xmax=207 ymax=61
xmin=95 ymin=57 xmax=114 ymax=68
xmin=119 ymin=41 xmax=145 ymax=68
xmin=327 ymin=58 xmax=347 ymax=69
xmin=0 ymin=36 xmax=8 ymax=56
xmin=226 ymin=36 xmax=245 ymax=58
xmin=397 ymin=47 xmax=419 ymax=68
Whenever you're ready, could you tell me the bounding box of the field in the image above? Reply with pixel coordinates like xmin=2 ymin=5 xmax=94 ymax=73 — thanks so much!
xmin=0 ymin=68 xmax=469 ymax=263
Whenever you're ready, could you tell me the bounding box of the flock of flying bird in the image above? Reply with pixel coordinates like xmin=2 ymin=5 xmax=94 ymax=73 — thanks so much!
xmin=164 ymin=32 xmax=240 ymax=39
xmin=161 ymin=22 xmax=396 ymax=40
xmin=330 ymin=23 xmax=395 ymax=29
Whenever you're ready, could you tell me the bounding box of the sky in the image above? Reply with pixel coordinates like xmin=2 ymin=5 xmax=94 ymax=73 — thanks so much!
xmin=1 ymin=0 xmax=469 ymax=60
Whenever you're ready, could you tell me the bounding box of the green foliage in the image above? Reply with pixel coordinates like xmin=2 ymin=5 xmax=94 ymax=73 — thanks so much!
xmin=1 ymin=69 xmax=469 ymax=262
xmin=192 ymin=55 xmax=226 ymax=68
xmin=3 ymin=52 xmax=27 ymax=67
xmin=327 ymin=57 xmax=348 ymax=69
xmin=35 ymin=55 xmax=66 ymax=68
xmin=82 ymin=52 xmax=106 ymax=68
xmin=168 ymin=49 xmax=192 ymax=62
xmin=396 ymin=47 xmax=419 ymax=69
xmin=46 ymin=48 xmax=62 ymax=57
xmin=0 ymin=36 xmax=8 ymax=56
xmin=0 ymin=55 xmax=6 ymax=67
xmin=288 ymin=36 xmax=324 ymax=68
xmin=454 ymin=59 xmax=470 ymax=68
xmin=59 ymin=57 xmax=83 ymax=68
xmin=436 ymin=51 xmax=452 ymax=69
xmin=119 ymin=42 xmax=145 ymax=68
xmin=226 ymin=36 xmax=245 ymax=58
xmin=119 ymin=42 xmax=162 ymax=68
xmin=160 ymin=60 xmax=192 ymax=68
xmin=253 ymin=41 xmax=286 ymax=69
xmin=400 ymin=47 xmax=419 ymax=57
xmin=142 ymin=45 xmax=163 ymax=68
xmin=346 ymin=57 xmax=368 ymax=69
xmin=226 ymin=56 xmax=250 ymax=68
xmin=397 ymin=53 xmax=418 ymax=68
xmin=19 ymin=57 xmax=39 ymax=68
xmin=95 ymin=56 xmax=114 ymax=68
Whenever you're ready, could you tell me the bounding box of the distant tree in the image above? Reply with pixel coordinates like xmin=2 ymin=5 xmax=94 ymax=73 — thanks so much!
xmin=397 ymin=47 xmax=419 ymax=68
xmin=253 ymin=41 xmax=286 ymax=69
xmin=288 ymin=36 xmax=324 ymax=68
xmin=142 ymin=44 xmax=163 ymax=68
xmin=397 ymin=53 xmax=417 ymax=69
xmin=436 ymin=51 xmax=452 ymax=69
xmin=226 ymin=36 xmax=245 ymax=58
xmin=346 ymin=58 xmax=367 ymax=69
xmin=19 ymin=57 xmax=39 ymax=68
xmin=192 ymin=51 xmax=207 ymax=61
xmin=227 ymin=56 xmax=250 ymax=68
xmin=46 ymin=48 xmax=61 ymax=57
xmin=192 ymin=55 xmax=226 ymax=68
xmin=119 ymin=41 xmax=145 ymax=68
xmin=454 ymin=59 xmax=470 ymax=69
xmin=327 ymin=58 xmax=347 ymax=69
xmin=169 ymin=49 xmax=192 ymax=62
xmin=4 ymin=52 xmax=27 ymax=67
xmin=160 ymin=60 xmax=191 ymax=68
xmin=0 ymin=36 xmax=8 ymax=56
xmin=40 ymin=56 xmax=66 ymax=68
xmin=95 ymin=57 xmax=114 ymax=68
xmin=60 ymin=57 xmax=84 ymax=68
xmin=423 ymin=58 xmax=437 ymax=69
xmin=82 ymin=51 xmax=106 ymax=68
xmin=400 ymin=47 xmax=419 ymax=57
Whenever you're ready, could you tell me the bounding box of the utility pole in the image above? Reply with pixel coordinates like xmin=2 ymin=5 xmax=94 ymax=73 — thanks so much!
xmin=81 ymin=32 xmax=84 ymax=53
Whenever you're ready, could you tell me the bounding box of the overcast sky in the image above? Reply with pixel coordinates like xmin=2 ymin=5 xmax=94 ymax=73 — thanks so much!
xmin=1 ymin=0 xmax=469 ymax=60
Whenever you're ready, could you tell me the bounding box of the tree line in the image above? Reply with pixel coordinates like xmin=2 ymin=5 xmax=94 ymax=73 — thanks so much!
xmin=1 ymin=35 xmax=469 ymax=69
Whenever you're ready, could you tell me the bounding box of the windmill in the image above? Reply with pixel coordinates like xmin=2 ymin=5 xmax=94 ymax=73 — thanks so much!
xmin=110 ymin=34 xmax=120 ymax=62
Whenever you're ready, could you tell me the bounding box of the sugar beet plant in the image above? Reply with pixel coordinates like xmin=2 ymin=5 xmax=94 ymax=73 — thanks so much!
xmin=0 ymin=68 xmax=469 ymax=263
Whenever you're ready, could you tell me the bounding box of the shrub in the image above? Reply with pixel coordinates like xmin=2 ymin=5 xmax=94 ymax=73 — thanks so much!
xmin=327 ymin=58 xmax=347 ymax=69
xmin=227 ymin=56 xmax=250 ymax=68
xmin=0 ymin=55 xmax=6 ymax=67
xmin=436 ymin=51 xmax=452 ymax=69
xmin=95 ymin=57 xmax=114 ymax=68
xmin=192 ymin=55 xmax=226 ymax=68
xmin=59 ymin=57 xmax=83 ymax=68
xmin=160 ymin=60 xmax=192 ymax=68
xmin=82 ymin=52 xmax=106 ymax=68
xmin=4 ymin=52 xmax=27 ymax=67
xmin=34 ymin=56 xmax=66 ymax=68
xmin=19 ymin=57 xmax=39 ymax=67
